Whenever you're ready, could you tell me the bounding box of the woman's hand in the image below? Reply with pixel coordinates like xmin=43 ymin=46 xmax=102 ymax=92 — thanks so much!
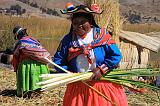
xmin=90 ymin=64 xmax=109 ymax=80
xmin=90 ymin=68 xmax=103 ymax=80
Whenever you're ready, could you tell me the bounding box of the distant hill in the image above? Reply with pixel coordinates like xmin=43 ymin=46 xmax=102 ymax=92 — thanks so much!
xmin=29 ymin=0 xmax=83 ymax=9
xmin=119 ymin=0 xmax=160 ymax=23
xmin=0 ymin=0 xmax=159 ymax=23
xmin=0 ymin=0 xmax=41 ymax=14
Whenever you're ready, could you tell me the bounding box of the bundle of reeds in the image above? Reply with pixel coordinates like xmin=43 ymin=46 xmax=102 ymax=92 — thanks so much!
xmin=37 ymin=58 xmax=160 ymax=92
xmin=38 ymin=68 xmax=160 ymax=92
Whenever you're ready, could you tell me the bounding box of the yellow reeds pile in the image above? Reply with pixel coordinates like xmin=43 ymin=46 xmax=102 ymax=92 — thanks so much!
xmin=84 ymin=0 xmax=121 ymax=36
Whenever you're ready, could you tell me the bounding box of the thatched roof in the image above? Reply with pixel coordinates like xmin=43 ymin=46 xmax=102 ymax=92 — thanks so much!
xmin=146 ymin=32 xmax=160 ymax=39
xmin=119 ymin=31 xmax=160 ymax=52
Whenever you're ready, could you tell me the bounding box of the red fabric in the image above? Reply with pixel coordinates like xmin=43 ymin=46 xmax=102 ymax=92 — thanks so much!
xmin=11 ymin=50 xmax=28 ymax=71
xmin=12 ymin=54 xmax=18 ymax=71
xmin=63 ymin=80 xmax=128 ymax=106
xmin=67 ymin=47 xmax=82 ymax=62
xmin=67 ymin=28 xmax=115 ymax=63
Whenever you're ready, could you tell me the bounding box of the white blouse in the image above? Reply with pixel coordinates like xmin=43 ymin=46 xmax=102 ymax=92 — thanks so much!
xmin=76 ymin=28 xmax=96 ymax=72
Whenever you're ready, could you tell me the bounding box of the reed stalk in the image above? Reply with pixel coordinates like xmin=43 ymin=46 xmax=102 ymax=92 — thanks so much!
xmin=40 ymin=73 xmax=71 ymax=79
xmin=37 ymin=73 xmax=76 ymax=85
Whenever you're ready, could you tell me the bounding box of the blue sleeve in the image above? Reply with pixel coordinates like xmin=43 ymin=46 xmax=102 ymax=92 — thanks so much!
xmin=104 ymin=44 xmax=122 ymax=69
xmin=52 ymin=35 xmax=70 ymax=73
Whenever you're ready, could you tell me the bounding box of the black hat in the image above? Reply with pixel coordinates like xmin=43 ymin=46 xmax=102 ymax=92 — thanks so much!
xmin=13 ymin=26 xmax=26 ymax=35
xmin=61 ymin=3 xmax=103 ymax=14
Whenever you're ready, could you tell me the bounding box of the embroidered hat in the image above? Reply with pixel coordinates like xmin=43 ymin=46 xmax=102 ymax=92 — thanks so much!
xmin=61 ymin=3 xmax=103 ymax=14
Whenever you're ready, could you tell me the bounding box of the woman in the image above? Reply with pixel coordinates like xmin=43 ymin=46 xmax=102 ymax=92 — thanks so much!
xmin=53 ymin=3 xmax=128 ymax=106
xmin=12 ymin=26 xmax=50 ymax=97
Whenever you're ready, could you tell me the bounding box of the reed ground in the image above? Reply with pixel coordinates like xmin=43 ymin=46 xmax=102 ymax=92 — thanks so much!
xmin=0 ymin=68 xmax=160 ymax=106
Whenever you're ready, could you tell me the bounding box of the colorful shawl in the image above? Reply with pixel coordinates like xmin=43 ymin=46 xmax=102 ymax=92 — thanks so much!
xmin=12 ymin=36 xmax=50 ymax=71
xmin=67 ymin=28 xmax=115 ymax=63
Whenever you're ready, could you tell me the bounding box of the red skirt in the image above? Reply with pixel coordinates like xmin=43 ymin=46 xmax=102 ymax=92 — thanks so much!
xmin=63 ymin=80 xmax=128 ymax=106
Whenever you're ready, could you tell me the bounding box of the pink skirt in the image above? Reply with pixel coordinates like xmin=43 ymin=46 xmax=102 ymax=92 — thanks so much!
xmin=63 ymin=80 xmax=128 ymax=106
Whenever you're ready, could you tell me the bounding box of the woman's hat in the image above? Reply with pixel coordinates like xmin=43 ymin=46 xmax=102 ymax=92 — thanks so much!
xmin=61 ymin=3 xmax=103 ymax=14
xmin=13 ymin=26 xmax=26 ymax=35
xmin=13 ymin=26 xmax=27 ymax=40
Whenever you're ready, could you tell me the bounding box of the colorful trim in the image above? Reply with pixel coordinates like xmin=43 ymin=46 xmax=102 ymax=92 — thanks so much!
xmin=61 ymin=4 xmax=103 ymax=14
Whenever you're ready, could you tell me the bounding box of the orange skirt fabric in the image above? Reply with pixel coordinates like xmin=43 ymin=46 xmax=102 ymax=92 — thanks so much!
xmin=63 ymin=80 xmax=128 ymax=106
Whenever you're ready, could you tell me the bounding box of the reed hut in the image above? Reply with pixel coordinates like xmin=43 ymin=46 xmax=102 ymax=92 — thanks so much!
xmin=146 ymin=32 xmax=160 ymax=67
xmin=83 ymin=0 xmax=160 ymax=69
xmin=119 ymin=31 xmax=160 ymax=69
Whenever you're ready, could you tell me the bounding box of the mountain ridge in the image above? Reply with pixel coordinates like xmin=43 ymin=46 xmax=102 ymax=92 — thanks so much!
xmin=0 ymin=0 xmax=159 ymax=23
